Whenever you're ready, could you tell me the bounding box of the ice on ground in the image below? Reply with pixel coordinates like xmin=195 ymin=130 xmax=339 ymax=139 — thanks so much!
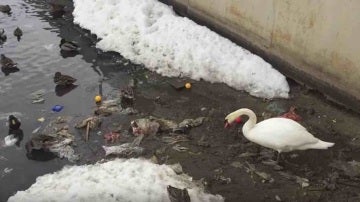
xmin=9 ymin=158 xmax=224 ymax=202
xmin=73 ymin=0 xmax=289 ymax=99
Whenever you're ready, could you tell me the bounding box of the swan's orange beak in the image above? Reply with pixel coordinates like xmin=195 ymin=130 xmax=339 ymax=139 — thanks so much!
xmin=224 ymin=120 xmax=230 ymax=128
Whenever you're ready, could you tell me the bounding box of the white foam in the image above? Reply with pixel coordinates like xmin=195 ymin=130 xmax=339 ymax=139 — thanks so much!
xmin=73 ymin=0 xmax=289 ymax=98
xmin=9 ymin=158 xmax=224 ymax=202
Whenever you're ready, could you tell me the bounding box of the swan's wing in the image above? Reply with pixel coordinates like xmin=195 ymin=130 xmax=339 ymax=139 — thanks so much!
xmin=247 ymin=118 xmax=319 ymax=151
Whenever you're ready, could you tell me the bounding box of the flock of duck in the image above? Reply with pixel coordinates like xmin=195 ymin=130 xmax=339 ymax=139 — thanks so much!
xmin=0 ymin=4 xmax=78 ymax=84
xmin=1 ymin=3 xmax=335 ymax=166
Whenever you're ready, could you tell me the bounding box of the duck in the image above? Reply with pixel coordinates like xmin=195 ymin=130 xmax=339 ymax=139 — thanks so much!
xmin=224 ymin=108 xmax=334 ymax=162
xmin=0 ymin=5 xmax=11 ymax=14
xmin=53 ymin=72 xmax=77 ymax=86
xmin=13 ymin=27 xmax=23 ymax=41
xmin=1 ymin=54 xmax=17 ymax=69
xmin=8 ymin=115 xmax=21 ymax=132
xmin=59 ymin=39 xmax=79 ymax=51
xmin=0 ymin=28 xmax=7 ymax=42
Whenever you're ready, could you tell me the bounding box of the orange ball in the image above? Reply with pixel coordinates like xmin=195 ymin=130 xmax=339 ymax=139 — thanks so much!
xmin=185 ymin=83 xmax=191 ymax=89
xmin=94 ymin=95 xmax=102 ymax=103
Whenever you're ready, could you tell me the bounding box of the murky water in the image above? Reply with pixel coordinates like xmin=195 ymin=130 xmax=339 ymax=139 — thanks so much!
xmin=1 ymin=0 xmax=360 ymax=201
xmin=0 ymin=0 xmax=139 ymax=200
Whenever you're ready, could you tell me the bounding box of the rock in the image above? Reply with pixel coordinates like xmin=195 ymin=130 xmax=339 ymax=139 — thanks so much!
xmin=167 ymin=185 xmax=190 ymax=202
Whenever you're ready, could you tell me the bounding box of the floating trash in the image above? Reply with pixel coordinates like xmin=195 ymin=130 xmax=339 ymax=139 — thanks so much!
xmin=52 ymin=105 xmax=64 ymax=112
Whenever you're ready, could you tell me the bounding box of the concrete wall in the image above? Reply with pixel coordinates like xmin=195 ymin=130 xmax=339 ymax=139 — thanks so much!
xmin=161 ymin=0 xmax=360 ymax=111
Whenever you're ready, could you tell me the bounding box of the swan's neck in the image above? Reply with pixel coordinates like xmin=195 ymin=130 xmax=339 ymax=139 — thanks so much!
xmin=234 ymin=109 xmax=257 ymax=136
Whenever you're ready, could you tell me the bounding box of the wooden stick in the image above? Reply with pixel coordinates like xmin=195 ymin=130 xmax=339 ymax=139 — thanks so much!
xmin=85 ymin=122 xmax=90 ymax=142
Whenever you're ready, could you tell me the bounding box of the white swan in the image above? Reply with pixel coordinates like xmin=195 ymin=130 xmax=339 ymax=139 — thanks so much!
xmin=224 ymin=108 xmax=334 ymax=161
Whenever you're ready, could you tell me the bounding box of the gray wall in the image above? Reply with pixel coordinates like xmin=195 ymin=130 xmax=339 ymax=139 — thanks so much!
xmin=163 ymin=0 xmax=360 ymax=111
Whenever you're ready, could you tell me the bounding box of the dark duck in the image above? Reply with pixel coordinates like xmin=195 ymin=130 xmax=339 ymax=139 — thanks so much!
xmin=1 ymin=54 xmax=19 ymax=75
xmin=59 ymin=39 xmax=79 ymax=51
xmin=13 ymin=27 xmax=23 ymax=41
xmin=1 ymin=54 xmax=17 ymax=69
xmin=0 ymin=28 xmax=7 ymax=43
xmin=54 ymin=72 xmax=77 ymax=86
xmin=8 ymin=115 xmax=21 ymax=131
xmin=0 ymin=5 xmax=11 ymax=14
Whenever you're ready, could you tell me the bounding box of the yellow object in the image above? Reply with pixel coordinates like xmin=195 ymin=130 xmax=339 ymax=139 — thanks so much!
xmin=185 ymin=83 xmax=191 ymax=89
xmin=37 ymin=117 xmax=45 ymax=122
xmin=95 ymin=95 xmax=102 ymax=103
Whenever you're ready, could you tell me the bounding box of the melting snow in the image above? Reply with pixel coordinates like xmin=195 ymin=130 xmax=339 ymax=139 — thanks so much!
xmin=73 ymin=0 xmax=289 ymax=99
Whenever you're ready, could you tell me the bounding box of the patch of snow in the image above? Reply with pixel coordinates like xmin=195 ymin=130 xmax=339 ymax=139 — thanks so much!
xmin=73 ymin=0 xmax=289 ymax=99
xmin=9 ymin=158 xmax=224 ymax=202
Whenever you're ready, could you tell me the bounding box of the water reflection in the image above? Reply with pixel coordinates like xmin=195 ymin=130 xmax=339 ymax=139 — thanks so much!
xmin=55 ymin=84 xmax=77 ymax=96
xmin=1 ymin=66 xmax=20 ymax=76
xmin=60 ymin=49 xmax=78 ymax=58
xmin=25 ymin=145 xmax=57 ymax=161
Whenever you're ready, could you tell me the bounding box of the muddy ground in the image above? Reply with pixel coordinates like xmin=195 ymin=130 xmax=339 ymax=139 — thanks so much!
xmin=1 ymin=0 xmax=360 ymax=201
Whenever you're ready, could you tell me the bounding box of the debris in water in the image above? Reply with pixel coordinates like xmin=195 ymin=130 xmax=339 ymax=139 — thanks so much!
xmin=102 ymin=143 xmax=144 ymax=157
xmin=172 ymin=144 xmax=189 ymax=152
xmin=52 ymin=105 xmax=64 ymax=112
xmin=1 ymin=167 xmax=13 ymax=178
xmin=129 ymin=116 xmax=206 ymax=136
xmin=103 ymin=131 xmax=120 ymax=143
xmin=0 ymin=155 xmax=8 ymax=161
xmin=37 ymin=117 xmax=45 ymax=122
xmin=245 ymin=162 xmax=273 ymax=183
xmin=120 ymin=86 xmax=134 ymax=108
xmin=4 ymin=135 xmax=18 ymax=147
xmin=32 ymin=126 xmax=41 ymax=134
xmin=75 ymin=116 xmax=102 ymax=130
xmin=230 ymin=161 xmax=243 ymax=168
xmin=162 ymin=135 xmax=189 ymax=145
xmin=130 ymin=118 xmax=160 ymax=136
xmin=27 ymin=119 xmax=79 ymax=162
xmin=278 ymin=171 xmax=309 ymax=188
xmin=280 ymin=106 xmax=302 ymax=122
xmin=29 ymin=89 xmax=45 ymax=104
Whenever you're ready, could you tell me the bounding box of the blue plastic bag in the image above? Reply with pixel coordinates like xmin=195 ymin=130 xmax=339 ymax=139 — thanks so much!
xmin=52 ymin=105 xmax=64 ymax=112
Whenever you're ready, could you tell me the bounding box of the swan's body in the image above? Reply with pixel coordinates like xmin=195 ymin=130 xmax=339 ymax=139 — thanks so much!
xmin=225 ymin=108 xmax=334 ymax=154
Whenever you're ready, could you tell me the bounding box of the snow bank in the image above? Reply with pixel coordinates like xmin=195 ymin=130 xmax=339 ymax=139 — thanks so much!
xmin=8 ymin=158 xmax=224 ymax=202
xmin=72 ymin=0 xmax=289 ymax=99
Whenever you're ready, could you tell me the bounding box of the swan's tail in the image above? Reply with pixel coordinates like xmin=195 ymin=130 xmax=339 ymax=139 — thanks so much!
xmin=309 ymin=140 xmax=335 ymax=149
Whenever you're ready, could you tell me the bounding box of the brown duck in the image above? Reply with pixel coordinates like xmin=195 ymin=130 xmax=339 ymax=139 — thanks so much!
xmin=0 ymin=5 xmax=11 ymax=14
xmin=1 ymin=54 xmax=17 ymax=69
xmin=54 ymin=72 xmax=77 ymax=86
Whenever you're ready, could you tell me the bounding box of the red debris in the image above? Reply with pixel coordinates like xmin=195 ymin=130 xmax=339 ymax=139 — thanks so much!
xmin=104 ymin=131 xmax=120 ymax=143
xmin=280 ymin=106 xmax=302 ymax=122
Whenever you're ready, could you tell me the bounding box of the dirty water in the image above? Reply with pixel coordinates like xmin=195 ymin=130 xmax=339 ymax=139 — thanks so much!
xmin=1 ymin=0 xmax=360 ymax=201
